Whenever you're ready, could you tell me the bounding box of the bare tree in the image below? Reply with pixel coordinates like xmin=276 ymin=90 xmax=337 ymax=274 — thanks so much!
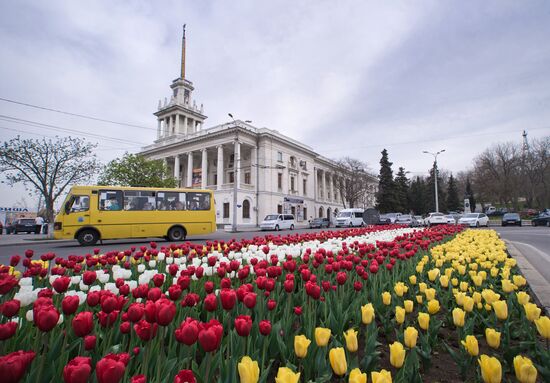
xmin=0 ymin=136 xmax=101 ymax=232
xmin=522 ymin=137 xmax=550 ymax=208
xmin=333 ymin=157 xmax=375 ymax=208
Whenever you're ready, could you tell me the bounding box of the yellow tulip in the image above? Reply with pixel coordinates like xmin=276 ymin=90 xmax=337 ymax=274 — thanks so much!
xmin=455 ymin=292 xmax=465 ymax=306
xmin=404 ymin=300 xmax=414 ymax=313
xmin=490 ymin=267 xmax=499 ymax=277
xmin=418 ymin=312 xmax=430 ymax=331
xmin=314 ymin=327 xmax=331 ymax=347
xmin=471 ymin=275 xmax=483 ymax=287
xmin=452 ymin=308 xmax=465 ymax=327
xmin=275 ymin=367 xmax=300 ymax=383
xmin=416 ymin=295 xmax=423 ymax=304
xmin=427 ymin=268 xmax=440 ymax=282
xmin=485 ymin=328 xmax=501 ymax=349
xmin=460 ymin=281 xmax=469 ymax=292
xmin=492 ymin=301 xmax=508 ymax=320
xmin=534 ymin=316 xmax=550 ymax=339
xmin=472 ymin=292 xmax=482 ymax=304
xmin=361 ymin=303 xmax=375 ymax=325
xmin=409 ymin=275 xmax=417 ymax=285
xmin=371 ymin=369 xmax=392 ymax=383
xmin=427 ymin=299 xmax=440 ymax=315
xmin=404 ymin=326 xmax=418 ymax=348
xmin=482 ymin=289 xmax=500 ymax=304
xmin=516 ymin=291 xmax=530 ymax=305
xmin=513 ymin=355 xmax=537 ymax=383
xmin=523 ymin=303 xmax=541 ymax=322
xmin=349 ymin=368 xmax=367 ymax=383
xmin=394 ymin=282 xmax=407 ymax=297
xmin=238 ymin=356 xmax=260 ymax=383
xmin=513 ymin=275 xmax=526 ymax=287
xmin=294 ymin=335 xmax=311 ymax=358
xmin=344 ymin=329 xmax=358 ymax=352
xmin=478 ymin=355 xmax=502 ymax=383
xmin=389 ymin=341 xmax=406 ymax=368
xmin=461 ymin=335 xmax=479 ymax=356
xmin=424 ymin=288 xmax=436 ymax=301
xmin=439 ymin=275 xmax=449 ymax=288
xmin=395 ymin=306 xmax=405 ymax=324
xmin=382 ymin=292 xmax=392 ymax=306
xmin=463 ymin=296 xmax=474 ymax=313
xmin=329 ymin=347 xmax=347 ymax=376
xmin=451 ymin=277 xmax=459 ymax=287
xmin=501 ymin=279 xmax=516 ymax=293
xmin=418 ymin=282 xmax=427 ymax=293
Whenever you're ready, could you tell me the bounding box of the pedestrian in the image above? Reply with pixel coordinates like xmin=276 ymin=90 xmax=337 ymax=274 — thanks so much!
xmin=35 ymin=215 xmax=44 ymax=234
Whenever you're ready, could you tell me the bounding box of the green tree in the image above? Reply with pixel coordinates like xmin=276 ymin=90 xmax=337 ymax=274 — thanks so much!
xmin=394 ymin=167 xmax=410 ymax=213
xmin=0 ymin=136 xmax=101 ymax=224
xmin=408 ymin=176 xmax=427 ymax=215
xmin=375 ymin=149 xmax=397 ymax=213
xmin=425 ymin=161 xmax=447 ymax=213
xmin=446 ymin=173 xmax=461 ymax=212
xmin=465 ymin=177 xmax=476 ymax=213
xmin=98 ymin=153 xmax=177 ymax=187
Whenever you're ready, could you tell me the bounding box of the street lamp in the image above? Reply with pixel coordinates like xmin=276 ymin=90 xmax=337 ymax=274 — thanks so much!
xmin=422 ymin=149 xmax=445 ymax=212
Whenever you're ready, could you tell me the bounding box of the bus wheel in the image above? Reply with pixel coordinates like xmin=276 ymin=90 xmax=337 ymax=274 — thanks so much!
xmin=168 ymin=226 xmax=186 ymax=242
xmin=77 ymin=229 xmax=99 ymax=246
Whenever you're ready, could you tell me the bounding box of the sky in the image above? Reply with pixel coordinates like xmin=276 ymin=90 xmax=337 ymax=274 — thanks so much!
xmin=1 ymin=0 xmax=549 ymax=209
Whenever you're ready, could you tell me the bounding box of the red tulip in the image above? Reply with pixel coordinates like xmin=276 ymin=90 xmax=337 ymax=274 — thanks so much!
xmin=63 ymin=356 xmax=92 ymax=383
xmin=259 ymin=320 xmax=272 ymax=336
xmin=336 ymin=271 xmax=347 ymax=285
xmin=0 ymin=322 xmax=17 ymax=340
xmin=34 ymin=305 xmax=60 ymax=332
xmin=177 ymin=275 xmax=191 ymax=290
xmin=220 ymin=289 xmax=237 ymax=311
xmin=283 ymin=279 xmax=294 ymax=293
xmin=120 ymin=321 xmax=131 ymax=334
xmin=353 ymin=281 xmax=363 ymax=291
xmin=204 ymin=281 xmax=214 ymax=293
xmin=0 ymin=350 xmax=35 ymax=383
xmin=130 ymin=375 xmax=146 ymax=383
xmin=175 ymin=317 xmax=199 ymax=345
xmin=168 ymin=285 xmax=182 ymax=301
xmin=134 ymin=319 xmax=158 ymax=341
xmin=62 ymin=296 xmax=80 ymax=316
xmin=127 ymin=303 xmax=144 ymax=322
xmin=52 ymin=276 xmax=71 ymax=293
xmin=147 ymin=287 xmax=162 ymax=302
xmin=235 ymin=315 xmax=252 ymax=337
xmin=0 ymin=299 xmax=20 ymax=318
xmin=72 ymin=311 xmax=93 ymax=337
xmin=144 ymin=301 xmax=157 ymax=323
xmin=156 ymin=299 xmax=176 ymax=326
xmin=24 ymin=249 xmax=34 ymax=258
xmin=174 ymin=369 xmax=196 ymax=383
xmin=9 ymin=255 xmax=21 ymax=267
xmin=305 ymin=281 xmax=321 ymax=300
xmin=100 ymin=295 xmax=118 ymax=314
xmin=243 ymin=292 xmax=257 ymax=309
xmin=198 ymin=319 xmax=223 ymax=352
xmin=0 ymin=274 xmax=19 ymax=295
xmin=203 ymin=294 xmax=218 ymax=312
xmin=294 ymin=306 xmax=303 ymax=316
xmin=95 ymin=353 xmax=129 ymax=383
xmin=86 ymin=291 xmax=101 ymax=307
xmin=82 ymin=271 xmax=97 ymax=285
xmin=97 ymin=311 xmax=119 ymax=327
xmin=84 ymin=335 xmax=96 ymax=350
xmin=267 ymin=299 xmax=276 ymax=311
xmin=152 ymin=273 xmax=165 ymax=287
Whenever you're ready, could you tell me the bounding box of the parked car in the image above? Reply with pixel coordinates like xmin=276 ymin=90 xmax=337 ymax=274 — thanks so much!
xmin=395 ymin=214 xmax=413 ymax=226
xmin=383 ymin=212 xmax=402 ymax=224
xmin=6 ymin=218 xmax=40 ymax=234
xmin=378 ymin=214 xmax=391 ymax=224
xmin=531 ymin=213 xmax=550 ymax=227
xmin=260 ymin=214 xmax=295 ymax=231
xmin=0 ymin=221 xmax=3 ymax=234
xmin=444 ymin=215 xmax=457 ymax=224
xmin=309 ymin=217 xmax=330 ymax=229
xmin=424 ymin=212 xmax=447 ymax=226
xmin=413 ymin=215 xmax=424 ymax=227
xmin=458 ymin=213 xmax=489 ymax=227
xmin=501 ymin=213 xmax=522 ymax=226
xmin=335 ymin=208 xmax=365 ymax=227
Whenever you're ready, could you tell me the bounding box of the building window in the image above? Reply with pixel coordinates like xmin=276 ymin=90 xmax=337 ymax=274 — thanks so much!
xmin=303 ymin=179 xmax=307 ymax=196
xmin=277 ymin=151 xmax=283 ymax=162
xmin=290 ymin=177 xmax=295 ymax=192
xmin=229 ymin=172 xmax=235 ymax=183
xmin=213 ymin=173 xmax=217 ymax=185
xmin=277 ymin=204 xmax=282 ymax=214
xmin=223 ymin=202 xmax=230 ymax=218
xmin=290 ymin=156 xmax=296 ymax=167
xmin=244 ymin=172 xmax=251 ymax=184
xmin=277 ymin=173 xmax=282 ymax=190
xmin=229 ymin=154 xmax=234 ymax=168
xmin=303 ymin=207 xmax=307 ymax=220
xmin=319 ymin=207 xmax=323 ymax=217
xmin=242 ymin=200 xmax=250 ymax=219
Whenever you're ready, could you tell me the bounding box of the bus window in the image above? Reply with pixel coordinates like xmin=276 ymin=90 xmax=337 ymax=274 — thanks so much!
xmin=99 ymin=190 xmax=123 ymax=211
xmin=67 ymin=195 xmax=89 ymax=213
xmin=187 ymin=192 xmax=211 ymax=210
xmin=124 ymin=190 xmax=156 ymax=210
xmin=157 ymin=192 xmax=186 ymax=211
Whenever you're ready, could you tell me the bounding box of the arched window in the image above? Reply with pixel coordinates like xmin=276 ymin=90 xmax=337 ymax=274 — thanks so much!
xmin=242 ymin=199 xmax=250 ymax=219
xmin=318 ymin=207 xmax=323 ymax=217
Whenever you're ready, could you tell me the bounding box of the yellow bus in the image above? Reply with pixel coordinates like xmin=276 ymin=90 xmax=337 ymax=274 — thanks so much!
xmin=54 ymin=185 xmax=216 ymax=245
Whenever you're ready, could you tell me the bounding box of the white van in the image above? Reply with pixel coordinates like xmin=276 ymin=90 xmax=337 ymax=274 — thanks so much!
xmin=335 ymin=208 xmax=365 ymax=227
xmin=260 ymin=214 xmax=295 ymax=231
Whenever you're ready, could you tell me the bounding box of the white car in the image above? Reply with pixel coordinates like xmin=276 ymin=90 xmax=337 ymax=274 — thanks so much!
xmin=260 ymin=214 xmax=295 ymax=231
xmin=424 ymin=212 xmax=447 ymax=226
xmin=444 ymin=215 xmax=457 ymax=224
xmin=335 ymin=208 xmax=365 ymax=227
xmin=458 ymin=213 xmax=489 ymax=227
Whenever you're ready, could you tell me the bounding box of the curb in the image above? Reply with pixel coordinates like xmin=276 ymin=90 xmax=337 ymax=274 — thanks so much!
xmin=505 ymin=239 xmax=550 ymax=316
xmin=0 ymin=239 xmax=75 ymax=247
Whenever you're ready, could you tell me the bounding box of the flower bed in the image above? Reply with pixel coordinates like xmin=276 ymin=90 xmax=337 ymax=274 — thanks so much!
xmin=0 ymin=225 xmax=548 ymax=382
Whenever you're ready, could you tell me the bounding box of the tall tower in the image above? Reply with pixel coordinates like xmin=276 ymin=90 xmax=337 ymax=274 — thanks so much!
xmin=155 ymin=25 xmax=207 ymax=141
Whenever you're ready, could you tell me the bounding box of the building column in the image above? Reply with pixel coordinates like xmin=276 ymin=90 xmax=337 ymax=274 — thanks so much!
xmin=189 ymin=118 xmax=194 ymax=134
xmin=186 ymin=152 xmax=193 ymax=188
xmin=217 ymin=145 xmax=224 ymax=190
xmin=321 ymin=170 xmax=326 ymax=201
xmin=234 ymin=141 xmax=241 ymax=189
xmin=332 ymin=174 xmax=337 ymax=202
xmin=251 ymin=146 xmax=257 ymax=188
xmin=201 ymin=148 xmax=208 ymax=189
xmin=174 ymin=155 xmax=180 ymax=186
xmin=157 ymin=119 xmax=162 ymax=138
xmin=182 ymin=116 xmax=188 ymax=136
xmin=175 ymin=114 xmax=180 ymax=135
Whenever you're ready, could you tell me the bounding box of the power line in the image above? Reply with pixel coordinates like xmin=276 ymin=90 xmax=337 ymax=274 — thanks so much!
xmin=0 ymin=114 xmax=149 ymax=146
xmin=0 ymin=97 xmax=156 ymax=131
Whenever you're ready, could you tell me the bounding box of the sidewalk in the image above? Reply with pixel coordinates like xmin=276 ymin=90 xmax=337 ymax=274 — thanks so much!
xmin=506 ymin=240 xmax=550 ymax=316
xmin=0 ymin=233 xmax=73 ymax=247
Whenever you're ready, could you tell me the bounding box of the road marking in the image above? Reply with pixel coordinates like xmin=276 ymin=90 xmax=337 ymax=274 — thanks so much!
xmin=512 ymin=241 xmax=550 ymax=262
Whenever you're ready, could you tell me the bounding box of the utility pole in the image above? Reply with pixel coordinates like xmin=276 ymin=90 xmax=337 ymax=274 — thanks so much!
xmin=423 ymin=149 xmax=445 ymax=212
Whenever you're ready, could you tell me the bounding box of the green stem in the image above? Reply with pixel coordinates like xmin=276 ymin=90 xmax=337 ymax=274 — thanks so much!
xmin=204 ymin=352 xmax=213 ymax=383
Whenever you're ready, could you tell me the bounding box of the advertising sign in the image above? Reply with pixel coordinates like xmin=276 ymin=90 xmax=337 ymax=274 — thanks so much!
xmin=192 ymin=168 xmax=202 ymax=188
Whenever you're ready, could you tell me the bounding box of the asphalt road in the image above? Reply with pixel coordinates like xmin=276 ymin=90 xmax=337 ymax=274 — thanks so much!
xmin=1 ymin=226 xmax=548 ymax=281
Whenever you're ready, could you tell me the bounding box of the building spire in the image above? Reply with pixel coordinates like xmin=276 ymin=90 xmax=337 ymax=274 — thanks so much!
xmin=180 ymin=24 xmax=186 ymax=80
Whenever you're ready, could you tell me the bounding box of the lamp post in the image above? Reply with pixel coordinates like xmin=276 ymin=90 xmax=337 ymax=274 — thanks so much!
xmin=422 ymin=149 xmax=445 ymax=212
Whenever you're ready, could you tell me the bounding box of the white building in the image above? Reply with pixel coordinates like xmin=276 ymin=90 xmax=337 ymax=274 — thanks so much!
xmin=140 ymin=27 xmax=377 ymax=228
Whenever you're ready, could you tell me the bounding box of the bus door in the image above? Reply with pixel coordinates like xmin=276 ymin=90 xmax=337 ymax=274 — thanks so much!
xmin=96 ymin=190 xmax=131 ymax=239
xmin=62 ymin=193 xmax=91 ymax=237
